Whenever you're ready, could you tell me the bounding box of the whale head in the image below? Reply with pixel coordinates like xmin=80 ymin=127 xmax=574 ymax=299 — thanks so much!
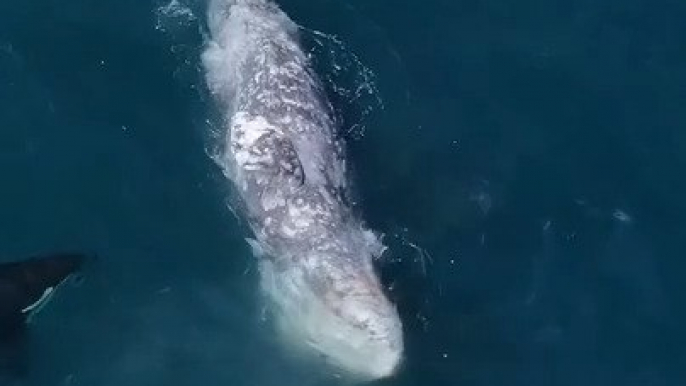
xmin=259 ymin=252 xmax=404 ymax=381
xmin=312 ymin=280 xmax=404 ymax=380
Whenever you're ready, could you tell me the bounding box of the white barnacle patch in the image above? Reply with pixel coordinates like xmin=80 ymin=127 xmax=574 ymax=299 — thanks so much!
xmin=280 ymin=160 xmax=296 ymax=173
xmin=292 ymin=216 xmax=312 ymax=229
xmin=281 ymin=224 xmax=298 ymax=237
xmin=286 ymin=198 xmax=328 ymax=229
xmin=262 ymin=190 xmax=286 ymax=211
xmin=230 ymin=112 xmax=281 ymax=170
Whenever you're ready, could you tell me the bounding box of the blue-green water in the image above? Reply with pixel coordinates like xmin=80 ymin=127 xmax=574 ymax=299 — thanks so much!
xmin=1 ymin=0 xmax=685 ymax=385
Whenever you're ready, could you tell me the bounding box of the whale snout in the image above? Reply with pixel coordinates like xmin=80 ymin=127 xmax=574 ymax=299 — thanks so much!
xmin=262 ymin=259 xmax=404 ymax=381
xmin=329 ymin=294 xmax=404 ymax=380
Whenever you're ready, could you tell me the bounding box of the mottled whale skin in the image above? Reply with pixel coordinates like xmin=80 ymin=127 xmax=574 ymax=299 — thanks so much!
xmin=202 ymin=0 xmax=403 ymax=380
xmin=0 ymin=252 xmax=85 ymax=377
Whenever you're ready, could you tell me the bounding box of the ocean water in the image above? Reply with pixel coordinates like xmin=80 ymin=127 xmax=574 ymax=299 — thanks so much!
xmin=1 ymin=0 xmax=685 ymax=385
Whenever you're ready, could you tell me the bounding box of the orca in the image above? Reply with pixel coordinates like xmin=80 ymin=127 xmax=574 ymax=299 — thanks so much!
xmin=0 ymin=252 xmax=87 ymax=378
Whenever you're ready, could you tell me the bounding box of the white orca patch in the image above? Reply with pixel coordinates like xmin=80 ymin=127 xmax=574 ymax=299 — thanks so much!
xmin=22 ymin=286 xmax=55 ymax=317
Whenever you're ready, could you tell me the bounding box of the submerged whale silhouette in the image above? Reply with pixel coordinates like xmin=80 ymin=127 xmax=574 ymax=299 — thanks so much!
xmin=0 ymin=252 xmax=86 ymax=377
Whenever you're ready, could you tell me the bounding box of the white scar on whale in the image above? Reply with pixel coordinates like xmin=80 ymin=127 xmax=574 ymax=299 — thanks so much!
xmin=201 ymin=0 xmax=403 ymax=380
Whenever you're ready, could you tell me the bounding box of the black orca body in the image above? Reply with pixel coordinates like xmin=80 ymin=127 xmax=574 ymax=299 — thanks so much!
xmin=0 ymin=253 xmax=86 ymax=378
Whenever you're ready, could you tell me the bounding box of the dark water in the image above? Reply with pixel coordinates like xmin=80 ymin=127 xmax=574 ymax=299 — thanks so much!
xmin=1 ymin=0 xmax=685 ymax=385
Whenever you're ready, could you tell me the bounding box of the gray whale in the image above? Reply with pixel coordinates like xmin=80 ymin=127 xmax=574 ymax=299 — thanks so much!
xmin=202 ymin=0 xmax=403 ymax=380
